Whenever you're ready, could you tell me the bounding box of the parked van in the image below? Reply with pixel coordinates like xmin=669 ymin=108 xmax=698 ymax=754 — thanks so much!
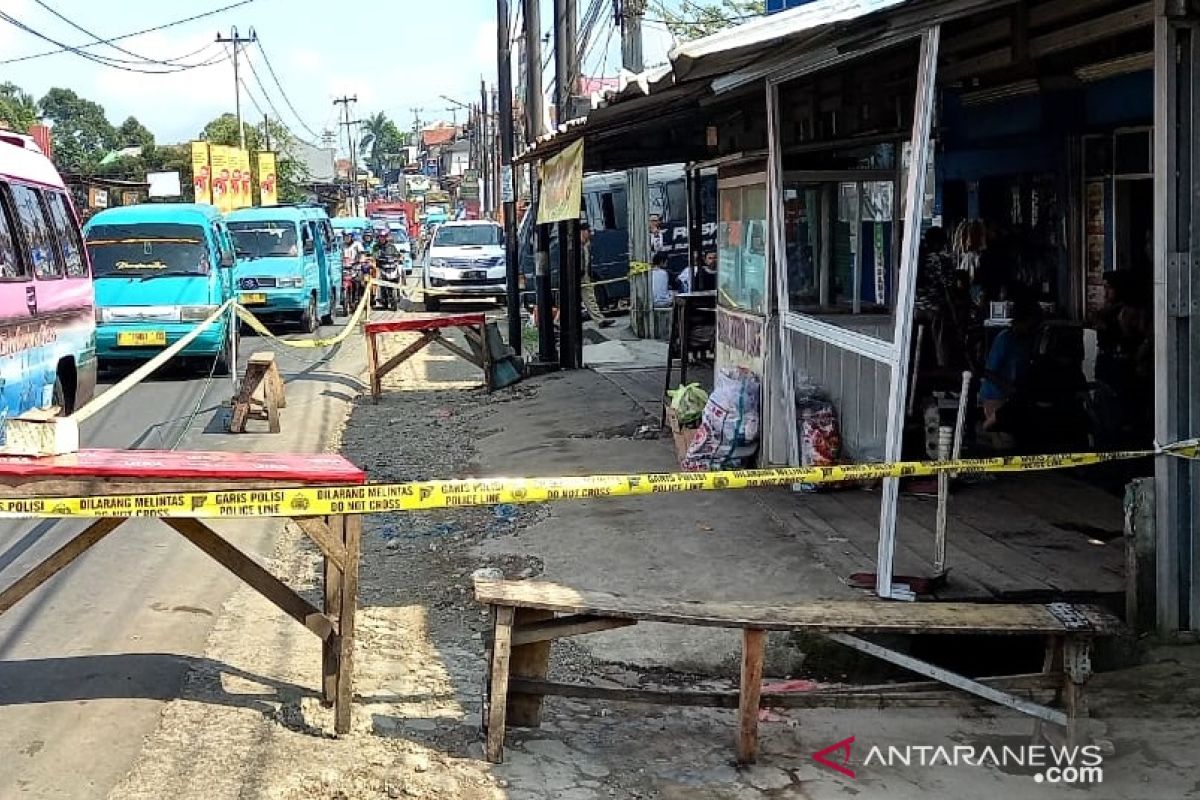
xmin=299 ymin=205 xmax=342 ymax=316
xmin=84 ymin=203 xmax=236 ymax=373
xmin=226 ymin=205 xmax=338 ymax=331
xmin=518 ymin=165 xmax=717 ymax=309
xmin=0 ymin=131 xmax=97 ymax=430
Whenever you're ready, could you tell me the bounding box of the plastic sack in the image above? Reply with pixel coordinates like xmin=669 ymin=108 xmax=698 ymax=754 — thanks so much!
xmin=667 ymin=383 xmax=708 ymax=426
xmin=795 ymin=399 xmax=842 ymax=492
xmin=681 ymin=367 xmax=761 ymax=471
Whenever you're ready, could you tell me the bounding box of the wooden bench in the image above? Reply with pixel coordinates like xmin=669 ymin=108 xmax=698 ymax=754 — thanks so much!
xmin=364 ymin=313 xmax=491 ymax=401
xmin=229 ymin=351 xmax=286 ymax=433
xmin=475 ymin=579 xmax=1124 ymax=764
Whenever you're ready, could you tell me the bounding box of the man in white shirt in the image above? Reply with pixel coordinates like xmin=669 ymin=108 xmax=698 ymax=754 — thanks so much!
xmin=650 ymin=251 xmax=672 ymax=307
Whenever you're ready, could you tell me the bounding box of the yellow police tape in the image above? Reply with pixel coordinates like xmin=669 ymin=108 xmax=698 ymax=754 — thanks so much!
xmin=583 ymin=260 xmax=651 ymax=288
xmin=234 ymin=291 xmax=370 ymax=349
xmin=0 ymin=441 xmax=1195 ymax=520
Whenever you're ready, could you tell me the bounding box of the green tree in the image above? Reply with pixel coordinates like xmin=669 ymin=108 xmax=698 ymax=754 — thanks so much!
xmin=0 ymin=82 xmax=38 ymax=132
xmin=656 ymin=0 xmax=764 ymax=41
xmin=116 ymin=115 xmax=155 ymax=149
xmin=358 ymin=111 xmax=408 ymax=183
xmin=38 ymin=87 xmax=116 ymax=175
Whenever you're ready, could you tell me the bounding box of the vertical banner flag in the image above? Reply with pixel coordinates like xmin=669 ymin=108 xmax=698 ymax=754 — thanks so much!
xmin=257 ymin=151 xmax=278 ymax=206
xmin=537 ymin=139 xmax=584 ymax=224
xmin=234 ymin=148 xmax=253 ymax=208
xmin=209 ymin=145 xmax=233 ymax=213
xmin=190 ymin=141 xmax=212 ymax=205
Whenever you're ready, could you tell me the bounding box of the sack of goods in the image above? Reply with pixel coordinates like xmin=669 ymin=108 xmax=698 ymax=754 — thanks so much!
xmin=795 ymin=399 xmax=842 ymax=492
xmin=681 ymin=367 xmax=761 ymax=471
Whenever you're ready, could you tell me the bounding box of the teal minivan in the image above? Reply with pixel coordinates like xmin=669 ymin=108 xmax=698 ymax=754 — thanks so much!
xmin=83 ymin=203 xmax=236 ymax=373
xmin=227 ymin=205 xmax=338 ymax=330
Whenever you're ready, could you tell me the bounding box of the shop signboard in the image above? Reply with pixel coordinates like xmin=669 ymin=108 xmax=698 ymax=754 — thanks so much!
xmin=715 ymin=306 xmax=765 ymax=377
xmin=460 ymin=168 xmax=480 ymax=200
xmin=191 ymin=141 xmax=212 ymax=205
xmin=88 ymin=187 xmax=109 ymax=209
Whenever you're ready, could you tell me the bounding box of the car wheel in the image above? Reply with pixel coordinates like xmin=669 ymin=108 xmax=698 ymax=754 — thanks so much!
xmin=302 ymin=296 xmax=319 ymax=333
xmin=424 ymin=295 xmax=441 ymax=312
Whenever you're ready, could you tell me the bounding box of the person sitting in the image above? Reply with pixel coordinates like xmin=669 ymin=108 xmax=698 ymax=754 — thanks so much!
xmin=693 ymin=250 xmax=718 ymax=292
xmin=980 ymin=298 xmax=1042 ymax=441
xmin=650 ymin=251 xmax=672 ymax=308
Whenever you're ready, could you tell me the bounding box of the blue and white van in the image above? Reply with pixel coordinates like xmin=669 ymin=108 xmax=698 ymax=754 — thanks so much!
xmin=226 ymin=205 xmax=337 ymax=330
xmin=84 ymin=203 xmax=235 ymax=373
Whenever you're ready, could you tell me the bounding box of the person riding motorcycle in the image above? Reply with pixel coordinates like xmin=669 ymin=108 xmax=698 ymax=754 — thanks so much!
xmin=371 ymin=229 xmax=404 ymax=307
xmin=341 ymin=232 xmax=366 ymax=313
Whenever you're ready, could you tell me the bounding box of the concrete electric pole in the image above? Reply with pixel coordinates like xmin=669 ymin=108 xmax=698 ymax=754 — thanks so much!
xmin=497 ymin=0 xmax=522 ymax=353
xmin=525 ymin=0 xmax=556 ymax=365
xmin=215 ymin=26 xmax=257 ymax=150
xmin=554 ymin=0 xmax=581 ymax=368
xmin=333 ymin=95 xmax=360 ymax=214
xmin=620 ymin=0 xmax=652 ymax=338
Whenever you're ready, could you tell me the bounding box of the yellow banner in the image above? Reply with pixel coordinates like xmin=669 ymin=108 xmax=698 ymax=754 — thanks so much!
xmin=209 ymin=145 xmax=234 ymax=213
xmin=0 ymin=442 xmax=1194 ymax=519
xmin=537 ymin=139 xmax=584 ymax=224
xmin=257 ymin=151 xmax=278 ymax=206
xmin=190 ymin=141 xmax=211 ymax=205
xmin=233 ymin=148 xmax=252 ymax=209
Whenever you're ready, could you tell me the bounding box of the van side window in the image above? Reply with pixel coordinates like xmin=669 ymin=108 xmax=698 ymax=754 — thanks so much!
xmin=302 ymin=222 xmax=315 ymax=254
xmin=10 ymin=184 xmax=63 ymax=279
xmin=0 ymin=184 xmax=27 ymax=279
xmin=601 ymin=193 xmax=617 ymax=229
xmin=213 ymin=223 xmax=235 ymax=264
xmin=600 ymin=190 xmax=628 ymax=231
xmin=44 ymin=191 xmax=87 ymax=277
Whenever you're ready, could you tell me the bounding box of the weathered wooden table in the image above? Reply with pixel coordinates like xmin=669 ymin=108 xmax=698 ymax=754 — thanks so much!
xmin=0 ymin=449 xmax=366 ymax=733
xmin=365 ymin=313 xmax=492 ymax=400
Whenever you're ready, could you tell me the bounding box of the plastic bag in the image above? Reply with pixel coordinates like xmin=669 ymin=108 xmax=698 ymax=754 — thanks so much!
xmin=667 ymin=383 xmax=708 ymax=426
xmin=681 ymin=367 xmax=761 ymax=471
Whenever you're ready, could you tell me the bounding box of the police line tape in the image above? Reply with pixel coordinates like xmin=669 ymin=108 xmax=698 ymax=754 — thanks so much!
xmin=583 ymin=260 xmax=651 ymax=289
xmin=0 ymin=441 xmax=1195 ymax=520
xmin=234 ymin=291 xmax=370 ymax=349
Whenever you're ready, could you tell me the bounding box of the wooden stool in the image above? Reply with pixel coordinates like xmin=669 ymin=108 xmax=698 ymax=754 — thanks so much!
xmin=229 ymin=351 xmax=286 ymax=433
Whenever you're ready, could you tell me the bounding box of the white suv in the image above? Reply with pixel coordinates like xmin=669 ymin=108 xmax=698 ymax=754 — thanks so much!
xmin=422 ymin=220 xmax=505 ymax=311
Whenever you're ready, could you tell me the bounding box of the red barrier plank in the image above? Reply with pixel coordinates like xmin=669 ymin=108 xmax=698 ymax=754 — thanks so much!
xmin=0 ymin=450 xmax=365 ymax=483
xmin=365 ymin=313 xmax=485 ymax=334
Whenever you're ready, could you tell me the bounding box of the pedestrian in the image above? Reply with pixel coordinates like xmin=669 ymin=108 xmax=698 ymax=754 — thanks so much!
xmin=651 ymin=251 xmax=672 ymax=308
xmin=693 ymin=250 xmax=718 ymax=292
xmin=649 ymin=213 xmax=665 ymax=256
xmin=580 ymin=222 xmax=614 ymax=328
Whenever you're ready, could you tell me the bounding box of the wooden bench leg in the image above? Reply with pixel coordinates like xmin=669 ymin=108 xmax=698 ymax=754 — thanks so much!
xmin=334 ymin=515 xmax=361 ymax=734
xmin=321 ymin=514 xmax=345 ymax=707
xmin=738 ymin=628 xmax=766 ymax=765
xmin=1063 ymin=635 xmax=1092 ymax=747
xmin=486 ymin=605 xmax=516 ymax=763
xmin=366 ymin=329 xmax=382 ymax=402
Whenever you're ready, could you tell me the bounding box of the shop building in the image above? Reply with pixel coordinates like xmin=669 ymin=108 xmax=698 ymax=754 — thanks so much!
xmin=519 ymin=0 xmax=1199 ymax=633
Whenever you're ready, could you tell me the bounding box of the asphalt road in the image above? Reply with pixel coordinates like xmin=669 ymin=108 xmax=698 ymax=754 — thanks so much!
xmin=0 ymin=323 xmax=364 ymax=800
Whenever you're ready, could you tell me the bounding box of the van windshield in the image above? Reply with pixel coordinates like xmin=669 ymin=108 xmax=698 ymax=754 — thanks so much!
xmin=228 ymin=220 xmax=299 ymax=258
xmin=433 ymin=225 xmax=500 ymax=247
xmin=86 ymin=223 xmax=210 ymax=277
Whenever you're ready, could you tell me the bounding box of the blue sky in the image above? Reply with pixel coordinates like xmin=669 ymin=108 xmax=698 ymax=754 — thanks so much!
xmin=0 ymin=0 xmax=676 ymax=155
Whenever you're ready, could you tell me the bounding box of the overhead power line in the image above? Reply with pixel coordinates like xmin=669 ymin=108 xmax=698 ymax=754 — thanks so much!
xmin=0 ymin=0 xmax=256 ymax=65
xmin=0 ymin=10 xmax=230 ymax=73
xmin=29 ymin=0 xmax=220 ymax=68
xmin=253 ymin=37 xmax=323 ymax=142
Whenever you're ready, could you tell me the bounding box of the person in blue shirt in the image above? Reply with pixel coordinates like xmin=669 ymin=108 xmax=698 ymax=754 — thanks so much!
xmin=980 ymin=298 xmax=1041 ymax=435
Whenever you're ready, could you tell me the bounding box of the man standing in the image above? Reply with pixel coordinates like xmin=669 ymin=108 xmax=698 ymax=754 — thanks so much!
xmin=693 ymin=250 xmax=718 ymax=292
xmin=580 ymin=222 xmax=612 ymax=327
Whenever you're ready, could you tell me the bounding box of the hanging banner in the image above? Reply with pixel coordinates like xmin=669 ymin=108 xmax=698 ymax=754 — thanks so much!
xmin=537 ymin=139 xmax=584 ymax=224
xmin=190 ymin=141 xmax=212 ymax=205
xmin=257 ymin=151 xmax=278 ymax=206
xmin=234 ymin=148 xmax=253 ymax=209
xmin=209 ymin=145 xmax=233 ymax=213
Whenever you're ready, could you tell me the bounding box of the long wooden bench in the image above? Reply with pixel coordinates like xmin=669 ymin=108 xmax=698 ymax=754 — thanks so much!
xmin=475 ymin=579 xmax=1125 ymax=764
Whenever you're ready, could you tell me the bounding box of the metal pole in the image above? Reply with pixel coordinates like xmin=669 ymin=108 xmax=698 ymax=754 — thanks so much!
xmin=621 ymin=1 xmax=651 ymax=338
xmin=216 ymin=27 xmax=256 ymax=150
xmin=481 ymin=80 xmax=492 ymax=217
xmin=523 ymin=0 xmax=544 ymax=142
xmin=497 ymin=0 xmax=523 ymax=354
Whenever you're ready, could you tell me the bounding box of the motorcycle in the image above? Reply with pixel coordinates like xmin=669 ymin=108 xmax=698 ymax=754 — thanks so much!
xmin=376 ymin=256 xmax=403 ymax=311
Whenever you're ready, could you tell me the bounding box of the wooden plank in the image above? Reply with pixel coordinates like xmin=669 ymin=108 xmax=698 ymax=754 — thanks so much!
xmin=1028 ymin=4 xmax=1154 ymax=59
xmin=473 ymin=579 xmax=1125 ymax=634
xmin=296 ymin=516 xmax=346 ymax=572
xmin=432 ymin=330 xmax=486 ymax=370
xmin=0 ymin=449 xmax=365 ymax=484
xmin=164 ymin=518 xmax=333 ymax=640
xmin=507 ymin=673 xmax=1061 ymax=709
xmin=507 ymin=607 xmax=554 ymax=727
xmin=486 ymin=605 xmax=516 ymax=763
xmin=322 ymin=514 xmax=344 ymax=708
xmin=738 ymin=628 xmax=765 ymax=764
xmin=511 ymin=613 xmax=636 ymax=646
xmin=229 ymin=357 xmax=269 ymax=433
xmin=366 ymin=325 xmax=383 ymax=400
xmin=0 ymin=518 xmax=125 ymax=615
xmin=334 ymin=514 xmax=361 ymax=735
xmin=365 ymin=312 xmax=486 ymax=333
xmin=373 ymin=331 xmax=437 ymax=398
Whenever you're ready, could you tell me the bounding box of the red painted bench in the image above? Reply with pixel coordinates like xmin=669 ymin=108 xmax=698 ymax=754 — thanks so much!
xmin=364 ymin=313 xmax=491 ymax=400
xmin=0 ymin=449 xmax=367 ymax=734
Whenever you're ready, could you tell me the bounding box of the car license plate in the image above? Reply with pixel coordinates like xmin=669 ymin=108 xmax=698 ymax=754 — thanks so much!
xmin=464 ymin=270 xmax=486 ymax=280
xmin=240 ymin=292 xmax=267 ymax=305
xmin=117 ymin=330 xmax=166 ymax=347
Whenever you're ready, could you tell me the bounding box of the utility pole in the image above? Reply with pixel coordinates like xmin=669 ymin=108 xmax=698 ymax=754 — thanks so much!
xmin=262 ymin=113 xmax=271 ymax=150
xmin=553 ymin=0 xmax=581 ymax=368
xmin=497 ymin=0 xmax=523 ymax=353
xmin=621 ymin=0 xmax=651 ymax=338
xmin=481 ymin=79 xmax=491 ymax=218
xmin=524 ymin=0 xmax=555 ymax=365
xmin=333 ymin=95 xmax=359 ymax=214
xmin=215 ymin=26 xmax=257 ymax=150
